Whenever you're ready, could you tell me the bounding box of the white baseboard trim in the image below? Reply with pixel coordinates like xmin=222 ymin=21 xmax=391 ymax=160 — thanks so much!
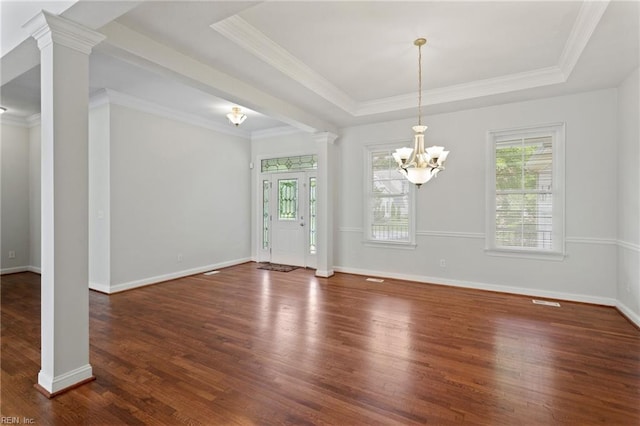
xmin=38 ymin=363 xmax=93 ymax=394
xmin=88 ymin=281 xmax=111 ymax=294
xmin=0 ymin=266 xmax=28 ymax=275
xmin=99 ymin=257 xmax=252 ymax=294
xmin=333 ymin=266 xmax=617 ymax=306
xmin=0 ymin=266 xmax=41 ymax=275
xmin=616 ymin=300 xmax=640 ymax=328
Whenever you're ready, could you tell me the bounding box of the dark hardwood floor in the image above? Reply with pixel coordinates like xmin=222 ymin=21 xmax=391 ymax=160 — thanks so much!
xmin=2 ymin=263 xmax=639 ymax=425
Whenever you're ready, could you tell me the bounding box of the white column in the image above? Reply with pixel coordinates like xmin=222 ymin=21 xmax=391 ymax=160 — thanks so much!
xmin=314 ymin=132 xmax=338 ymax=277
xmin=23 ymin=11 xmax=105 ymax=397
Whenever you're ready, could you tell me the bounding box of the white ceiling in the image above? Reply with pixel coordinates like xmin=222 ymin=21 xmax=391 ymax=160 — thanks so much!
xmin=1 ymin=0 xmax=638 ymax=135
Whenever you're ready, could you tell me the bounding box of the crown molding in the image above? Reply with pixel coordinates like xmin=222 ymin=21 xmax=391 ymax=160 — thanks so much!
xmin=90 ymin=89 xmax=251 ymax=139
xmin=558 ymin=0 xmax=610 ymax=79
xmin=1 ymin=93 xmax=256 ymax=137
xmin=356 ymin=66 xmax=566 ymax=116
xmin=0 ymin=114 xmax=29 ymax=127
xmin=0 ymin=113 xmax=41 ymax=128
xmin=27 ymin=113 xmax=41 ymax=127
xmin=213 ymin=1 xmax=608 ymax=118
xmin=211 ymin=16 xmax=357 ymax=114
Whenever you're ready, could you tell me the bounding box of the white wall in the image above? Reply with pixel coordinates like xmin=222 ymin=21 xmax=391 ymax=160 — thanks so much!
xmin=335 ymin=89 xmax=619 ymax=304
xmin=105 ymin=104 xmax=252 ymax=291
xmin=88 ymin=105 xmax=110 ymax=289
xmin=0 ymin=123 xmax=30 ymax=273
xmin=616 ymin=67 xmax=640 ymax=325
xmin=29 ymin=123 xmax=41 ymax=271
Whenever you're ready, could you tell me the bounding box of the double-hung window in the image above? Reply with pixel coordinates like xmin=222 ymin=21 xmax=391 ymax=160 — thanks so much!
xmin=486 ymin=123 xmax=565 ymax=259
xmin=365 ymin=145 xmax=415 ymax=247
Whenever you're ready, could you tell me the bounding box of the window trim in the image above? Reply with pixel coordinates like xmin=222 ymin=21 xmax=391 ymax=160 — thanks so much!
xmin=485 ymin=122 xmax=566 ymax=260
xmin=364 ymin=143 xmax=416 ymax=249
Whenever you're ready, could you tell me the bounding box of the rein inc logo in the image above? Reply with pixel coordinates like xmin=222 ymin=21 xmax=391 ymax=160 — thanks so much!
xmin=1 ymin=418 xmax=35 ymax=425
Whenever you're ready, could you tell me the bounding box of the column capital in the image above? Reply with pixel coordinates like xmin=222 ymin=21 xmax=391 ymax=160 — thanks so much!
xmin=23 ymin=11 xmax=105 ymax=54
xmin=313 ymin=131 xmax=338 ymax=145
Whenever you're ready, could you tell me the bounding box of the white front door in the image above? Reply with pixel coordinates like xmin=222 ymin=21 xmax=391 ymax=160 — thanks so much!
xmin=269 ymin=172 xmax=317 ymax=268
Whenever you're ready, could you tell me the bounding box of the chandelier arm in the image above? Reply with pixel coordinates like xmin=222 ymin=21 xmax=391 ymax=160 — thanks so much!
xmin=406 ymin=144 xmax=418 ymax=168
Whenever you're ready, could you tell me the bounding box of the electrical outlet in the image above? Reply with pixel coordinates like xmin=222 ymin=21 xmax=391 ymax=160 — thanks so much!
xmin=439 ymin=259 xmax=446 ymax=268
xmin=177 ymin=253 xmax=183 ymax=263
xmin=8 ymin=250 xmax=16 ymax=259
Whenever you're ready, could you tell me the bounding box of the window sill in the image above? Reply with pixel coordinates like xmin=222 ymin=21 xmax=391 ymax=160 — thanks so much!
xmin=363 ymin=240 xmax=417 ymax=250
xmin=484 ymin=248 xmax=566 ymax=261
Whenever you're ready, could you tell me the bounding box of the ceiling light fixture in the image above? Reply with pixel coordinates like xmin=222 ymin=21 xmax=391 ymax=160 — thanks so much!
xmin=227 ymin=106 xmax=247 ymax=127
xmin=393 ymin=38 xmax=450 ymax=188
xmin=0 ymin=107 xmax=6 ymax=114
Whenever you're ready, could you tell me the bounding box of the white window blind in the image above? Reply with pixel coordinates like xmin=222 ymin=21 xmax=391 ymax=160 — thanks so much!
xmin=486 ymin=123 xmax=565 ymax=259
xmin=495 ymin=136 xmax=553 ymax=249
xmin=366 ymin=147 xmax=413 ymax=244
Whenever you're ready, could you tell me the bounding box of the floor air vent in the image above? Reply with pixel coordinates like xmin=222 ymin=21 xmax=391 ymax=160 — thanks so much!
xmin=366 ymin=278 xmax=384 ymax=283
xmin=532 ymin=299 xmax=560 ymax=307
xmin=204 ymin=270 xmax=220 ymax=276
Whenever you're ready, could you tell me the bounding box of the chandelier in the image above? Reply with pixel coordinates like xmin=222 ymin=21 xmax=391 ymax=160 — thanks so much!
xmin=227 ymin=106 xmax=247 ymax=127
xmin=392 ymin=38 xmax=449 ymax=188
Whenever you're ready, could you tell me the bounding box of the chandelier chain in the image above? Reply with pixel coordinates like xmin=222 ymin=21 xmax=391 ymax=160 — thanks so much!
xmin=418 ymin=41 xmax=422 ymax=126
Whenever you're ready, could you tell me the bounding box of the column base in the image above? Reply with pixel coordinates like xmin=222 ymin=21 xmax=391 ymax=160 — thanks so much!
xmin=315 ymin=269 xmax=335 ymax=278
xmin=35 ymin=376 xmax=96 ymax=399
xmin=36 ymin=364 xmax=95 ymax=398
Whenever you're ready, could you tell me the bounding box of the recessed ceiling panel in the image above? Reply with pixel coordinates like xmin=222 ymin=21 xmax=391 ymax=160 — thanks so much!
xmin=238 ymin=1 xmax=581 ymax=101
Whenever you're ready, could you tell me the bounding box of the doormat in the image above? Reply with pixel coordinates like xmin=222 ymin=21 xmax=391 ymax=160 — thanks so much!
xmin=257 ymin=262 xmax=300 ymax=272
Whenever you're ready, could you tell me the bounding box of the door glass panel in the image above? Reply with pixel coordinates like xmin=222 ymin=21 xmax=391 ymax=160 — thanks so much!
xmin=278 ymin=179 xmax=298 ymax=220
xmin=261 ymin=155 xmax=317 ymax=172
xmin=262 ymin=180 xmax=270 ymax=249
xmin=309 ymin=177 xmax=317 ymax=254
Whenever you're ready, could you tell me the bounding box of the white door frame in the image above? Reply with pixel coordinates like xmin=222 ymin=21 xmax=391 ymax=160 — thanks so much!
xmin=255 ymin=153 xmax=318 ymax=269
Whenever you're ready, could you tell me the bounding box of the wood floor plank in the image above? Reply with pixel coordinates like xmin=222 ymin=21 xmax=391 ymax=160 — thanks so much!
xmin=1 ymin=264 xmax=639 ymax=425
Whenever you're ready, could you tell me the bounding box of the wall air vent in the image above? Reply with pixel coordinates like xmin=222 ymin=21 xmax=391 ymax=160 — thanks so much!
xmin=532 ymin=299 xmax=560 ymax=307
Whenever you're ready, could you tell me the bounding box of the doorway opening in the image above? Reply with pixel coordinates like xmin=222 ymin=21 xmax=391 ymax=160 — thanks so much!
xmin=259 ymin=154 xmax=317 ymax=268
